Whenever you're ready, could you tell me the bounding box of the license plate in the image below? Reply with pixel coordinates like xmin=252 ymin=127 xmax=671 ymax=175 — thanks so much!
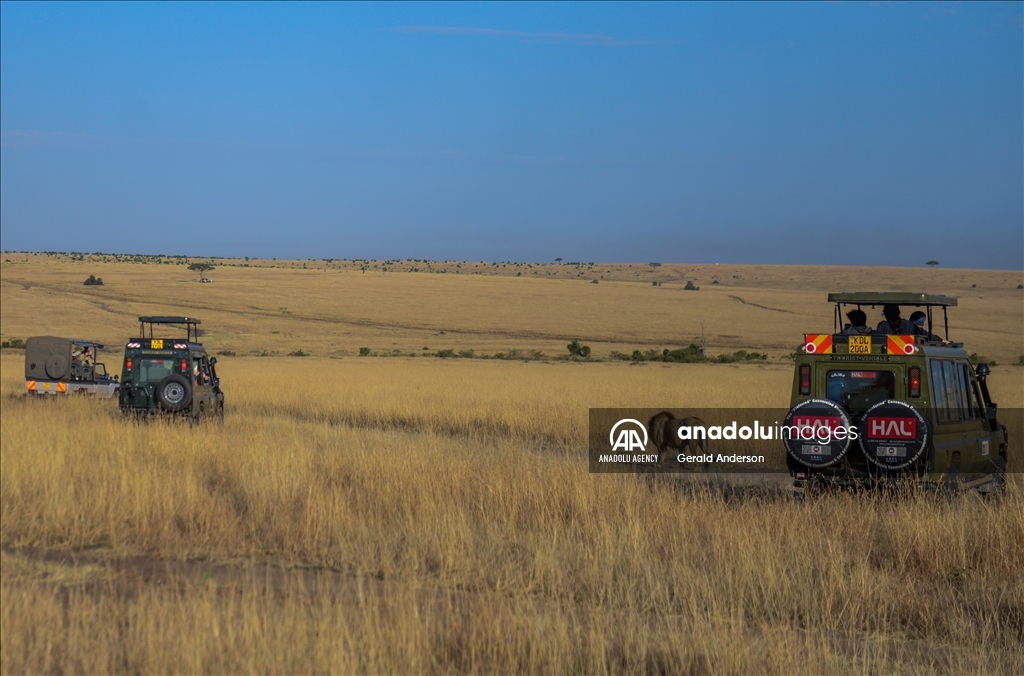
xmin=848 ymin=335 xmax=872 ymax=354
xmin=151 ymin=339 xmax=163 ymax=349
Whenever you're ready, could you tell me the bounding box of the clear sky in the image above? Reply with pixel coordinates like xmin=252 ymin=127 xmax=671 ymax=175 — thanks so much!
xmin=1 ymin=2 xmax=1021 ymax=268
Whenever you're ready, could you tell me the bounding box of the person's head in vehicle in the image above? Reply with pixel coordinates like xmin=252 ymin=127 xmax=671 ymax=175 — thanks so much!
xmin=876 ymin=304 xmax=914 ymax=334
xmin=909 ymin=310 xmax=945 ymax=342
xmin=842 ymin=309 xmax=872 ymax=335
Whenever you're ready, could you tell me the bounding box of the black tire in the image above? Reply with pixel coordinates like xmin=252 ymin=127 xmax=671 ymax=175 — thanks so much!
xmin=155 ymin=374 xmax=192 ymax=412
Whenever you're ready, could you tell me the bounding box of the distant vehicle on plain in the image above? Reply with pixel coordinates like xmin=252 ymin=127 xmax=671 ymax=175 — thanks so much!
xmin=24 ymin=336 xmax=119 ymax=397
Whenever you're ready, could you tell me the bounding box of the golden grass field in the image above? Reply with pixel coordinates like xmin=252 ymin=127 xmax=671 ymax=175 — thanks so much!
xmin=2 ymin=254 xmax=1023 ymax=673
xmin=2 ymin=253 xmax=1022 ymax=361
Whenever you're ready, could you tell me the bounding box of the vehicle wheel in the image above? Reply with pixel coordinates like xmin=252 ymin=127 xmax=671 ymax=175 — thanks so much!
xmin=45 ymin=355 xmax=68 ymax=379
xmin=986 ymin=453 xmax=1007 ymax=497
xmin=803 ymin=477 xmax=826 ymax=499
xmin=155 ymin=374 xmax=192 ymax=412
xmin=782 ymin=399 xmax=854 ymax=469
xmin=944 ymin=453 xmax=960 ymax=494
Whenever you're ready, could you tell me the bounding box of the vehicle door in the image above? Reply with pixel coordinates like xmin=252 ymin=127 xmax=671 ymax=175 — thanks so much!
xmin=191 ymin=353 xmax=213 ymax=415
xmin=208 ymin=356 xmax=223 ymax=404
xmin=195 ymin=354 xmax=214 ymax=411
xmin=959 ymin=361 xmax=997 ymax=477
xmin=928 ymin=359 xmax=981 ymax=479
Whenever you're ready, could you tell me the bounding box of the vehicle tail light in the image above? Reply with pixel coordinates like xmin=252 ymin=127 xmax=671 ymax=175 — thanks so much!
xmin=126 ymin=358 xmax=133 ymax=371
xmin=799 ymin=364 xmax=811 ymax=395
xmin=181 ymin=359 xmax=188 ymax=372
xmin=909 ymin=366 xmax=921 ymax=398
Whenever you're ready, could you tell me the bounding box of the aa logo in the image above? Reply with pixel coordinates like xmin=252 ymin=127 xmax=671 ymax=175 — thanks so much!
xmin=610 ymin=419 xmax=648 ymax=452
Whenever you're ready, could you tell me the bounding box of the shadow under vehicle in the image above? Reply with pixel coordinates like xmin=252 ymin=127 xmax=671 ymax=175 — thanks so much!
xmin=24 ymin=336 xmax=119 ymax=397
xmin=118 ymin=316 xmax=224 ymax=424
xmin=784 ymin=293 xmax=1008 ymax=494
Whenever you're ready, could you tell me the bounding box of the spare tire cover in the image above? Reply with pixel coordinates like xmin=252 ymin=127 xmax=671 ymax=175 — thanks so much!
xmin=783 ymin=398 xmax=854 ymax=469
xmin=155 ymin=374 xmax=192 ymax=412
xmin=45 ymin=355 xmax=68 ymax=379
xmin=857 ymin=399 xmax=929 ymax=471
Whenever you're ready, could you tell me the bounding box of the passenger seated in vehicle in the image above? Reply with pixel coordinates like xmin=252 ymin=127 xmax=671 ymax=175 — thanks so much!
xmin=841 ymin=309 xmax=873 ymax=335
xmin=909 ymin=311 xmax=946 ymax=343
xmin=875 ymin=304 xmax=915 ymax=335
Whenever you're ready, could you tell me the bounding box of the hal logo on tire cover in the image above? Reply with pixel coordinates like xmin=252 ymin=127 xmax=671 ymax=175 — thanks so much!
xmin=856 ymin=400 xmax=929 ymax=470
xmin=868 ymin=417 xmax=917 ymax=439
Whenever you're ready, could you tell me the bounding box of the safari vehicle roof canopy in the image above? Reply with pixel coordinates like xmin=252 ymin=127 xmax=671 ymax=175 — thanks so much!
xmin=827 ymin=292 xmax=957 ymax=307
xmin=138 ymin=316 xmax=201 ymax=343
xmin=827 ymin=293 xmax=956 ymax=338
xmin=68 ymin=339 xmax=105 ymax=349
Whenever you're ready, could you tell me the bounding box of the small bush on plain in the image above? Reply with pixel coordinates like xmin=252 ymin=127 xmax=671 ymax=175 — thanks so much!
xmin=969 ymin=353 xmax=998 ymax=367
xmin=567 ymin=340 xmax=591 ymax=358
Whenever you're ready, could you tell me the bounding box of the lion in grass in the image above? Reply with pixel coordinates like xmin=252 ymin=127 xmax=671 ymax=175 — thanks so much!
xmin=648 ymin=411 xmax=710 ymax=465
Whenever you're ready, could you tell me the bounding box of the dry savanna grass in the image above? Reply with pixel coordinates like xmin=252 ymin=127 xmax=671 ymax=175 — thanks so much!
xmin=2 ymin=255 xmax=1023 ymax=673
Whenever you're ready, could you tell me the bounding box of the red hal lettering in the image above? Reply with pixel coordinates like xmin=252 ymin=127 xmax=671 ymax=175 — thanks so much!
xmin=868 ymin=417 xmax=917 ymax=439
xmin=793 ymin=416 xmax=843 ymax=432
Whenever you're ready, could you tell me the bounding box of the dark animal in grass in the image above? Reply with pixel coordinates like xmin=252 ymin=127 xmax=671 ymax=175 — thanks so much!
xmin=648 ymin=411 xmax=710 ymax=465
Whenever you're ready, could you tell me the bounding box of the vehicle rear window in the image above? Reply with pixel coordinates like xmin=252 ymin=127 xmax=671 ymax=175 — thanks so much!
xmin=139 ymin=358 xmax=175 ymax=383
xmin=826 ymin=370 xmax=896 ymax=414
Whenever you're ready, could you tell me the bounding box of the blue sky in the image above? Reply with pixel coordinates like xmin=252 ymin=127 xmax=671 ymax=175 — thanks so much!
xmin=1 ymin=2 xmax=1021 ymax=268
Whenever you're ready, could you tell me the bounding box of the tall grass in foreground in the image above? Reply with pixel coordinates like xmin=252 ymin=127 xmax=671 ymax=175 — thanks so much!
xmin=4 ymin=565 xmax=1020 ymax=674
xmin=2 ymin=358 xmax=1023 ymax=673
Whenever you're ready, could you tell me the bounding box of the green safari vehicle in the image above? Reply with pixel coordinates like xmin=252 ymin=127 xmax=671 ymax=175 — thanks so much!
xmin=119 ymin=316 xmax=224 ymax=423
xmin=784 ymin=293 xmax=1008 ymax=493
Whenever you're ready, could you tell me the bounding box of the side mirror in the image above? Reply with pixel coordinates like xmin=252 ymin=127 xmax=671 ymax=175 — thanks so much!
xmin=986 ymin=403 xmax=998 ymax=421
xmin=976 ymin=363 xmax=990 ymax=379
xmin=212 ymin=378 xmax=220 ymax=389
xmin=210 ymin=357 xmax=217 ymax=366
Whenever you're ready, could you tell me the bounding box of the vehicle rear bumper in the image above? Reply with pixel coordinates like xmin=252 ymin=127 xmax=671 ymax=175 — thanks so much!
xmin=26 ymin=380 xmax=119 ymax=397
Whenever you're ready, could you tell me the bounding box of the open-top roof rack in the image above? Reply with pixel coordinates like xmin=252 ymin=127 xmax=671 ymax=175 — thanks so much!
xmin=827 ymin=293 xmax=957 ymax=339
xmin=138 ymin=316 xmax=201 ymax=344
xmin=68 ymin=340 xmax=106 ymax=350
